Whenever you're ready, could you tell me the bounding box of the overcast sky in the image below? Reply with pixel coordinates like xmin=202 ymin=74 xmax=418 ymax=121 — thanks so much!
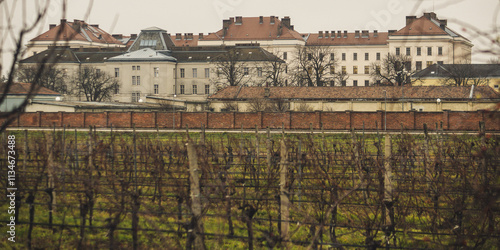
xmin=1 ymin=0 xmax=499 ymax=76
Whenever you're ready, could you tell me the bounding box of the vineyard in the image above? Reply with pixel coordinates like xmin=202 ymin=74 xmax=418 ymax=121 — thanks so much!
xmin=0 ymin=125 xmax=499 ymax=249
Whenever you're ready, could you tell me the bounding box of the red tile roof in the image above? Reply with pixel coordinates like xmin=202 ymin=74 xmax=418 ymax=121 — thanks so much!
xmin=0 ymin=82 xmax=60 ymax=95
xmin=30 ymin=19 xmax=123 ymax=45
xmin=171 ymin=34 xmax=200 ymax=47
xmin=203 ymin=16 xmax=304 ymax=41
xmin=306 ymin=32 xmax=389 ymax=46
xmin=392 ymin=16 xmax=448 ymax=36
xmin=209 ymin=86 xmax=500 ymax=100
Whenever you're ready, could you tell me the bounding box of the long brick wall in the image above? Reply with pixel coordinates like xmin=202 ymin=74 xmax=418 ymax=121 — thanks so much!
xmin=3 ymin=111 xmax=500 ymax=131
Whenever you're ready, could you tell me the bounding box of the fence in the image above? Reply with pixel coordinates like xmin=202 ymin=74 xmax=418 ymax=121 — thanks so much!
xmin=0 ymin=124 xmax=499 ymax=249
xmin=4 ymin=110 xmax=500 ymax=131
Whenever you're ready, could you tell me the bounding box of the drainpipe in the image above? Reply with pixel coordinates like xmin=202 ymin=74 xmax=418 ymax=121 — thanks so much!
xmin=469 ymin=84 xmax=475 ymax=99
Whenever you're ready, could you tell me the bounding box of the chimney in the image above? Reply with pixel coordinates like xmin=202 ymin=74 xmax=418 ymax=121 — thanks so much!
xmin=223 ymin=19 xmax=231 ymax=29
xmin=72 ymin=20 xmax=81 ymax=33
xmin=362 ymin=30 xmax=369 ymax=38
xmin=337 ymin=30 xmax=341 ymax=38
xmin=187 ymin=33 xmax=193 ymax=40
xmin=49 ymin=24 xmax=56 ymax=29
xmin=270 ymin=16 xmax=275 ymax=24
xmin=91 ymin=24 xmax=99 ymax=28
xmin=229 ymin=17 xmax=234 ymax=23
xmin=355 ymin=30 xmax=360 ymax=38
xmin=373 ymin=30 xmax=378 ymax=37
xmin=60 ymin=19 xmax=67 ymax=24
xmin=325 ymin=31 xmax=329 ymax=38
xmin=259 ymin=16 xmax=263 ymax=24
xmin=388 ymin=30 xmax=396 ymax=35
xmin=235 ymin=16 xmax=242 ymax=25
xmin=343 ymin=30 xmax=348 ymax=38
xmin=131 ymin=34 xmax=137 ymax=39
xmin=406 ymin=16 xmax=417 ymax=26
xmin=199 ymin=33 xmax=204 ymax=39
xmin=423 ymin=12 xmax=437 ymax=20
xmin=439 ymin=19 xmax=448 ymax=29
xmin=175 ymin=33 xmax=182 ymax=40
xmin=112 ymin=34 xmax=123 ymax=39
xmin=318 ymin=31 xmax=323 ymax=38
xmin=282 ymin=16 xmax=291 ymax=29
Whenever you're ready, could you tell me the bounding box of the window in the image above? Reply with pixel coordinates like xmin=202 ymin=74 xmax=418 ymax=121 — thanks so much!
xmin=283 ymin=52 xmax=287 ymax=60
xmin=376 ymin=80 xmax=381 ymax=85
xmin=426 ymin=61 xmax=434 ymax=67
xmin=132 ymin=66 xmax=136 ymax=70
xmin=427 ymin=47 xmax=432 ymax=56
xmin=205 ymin=68 xmax=210 ymax=78
xmin=192 ymin=68 xmax=197 ymax=78
xmin=342 ymin=53 xmax=346 ymax=61
xmin=244 ymin=67 xmax=249 ymax=75
xmin=437 ymin=61 xmax=444 ymax=65
xmin=341 ymin=80 xmax=346 ymax=86
xmin=96 ymin=68 xmax=101 ymax=75
xmin=257 ymin=67 xmax=263 ymax=77
xmin=364 ymin=66 xmax=370 ymax=74
xmin=376 ymin=52 xmax=381 ymax=61
xmin=353 ymin=53 xmax=358 ymax=61
xmin=405 ymin=62 xmax=411 ymax=71
xmin=376 ymin=65 xmax=381 ymax=73
xmin=365 ymin=53 xmax=369 ymax=61
xmin=205 ymin=85 xmax=210 ymax=95
xmin=494 ymin=85 xmax=499 ymax=90
xmin=154 ymin=67 xmax=159 ymax=77
xmin=180 ymin=68 xmax=185 ymax=78
xmin=136 ymin=76 xmax=140 ymax=85
xmin=192 ymin=85 xmax=197 ymax=94
xmin=353 ymin=66 xmax=358 ymax=74
xmin=139 ymin=40 xmax=157 ymax=48
xmin=154 ymin=84 xmax=159 ymax=94
xmin=330 ymin=53 xmax=334 ymax=61
xmin=417 ymin=47 xmax=421 ymax=56
xmin=342 ymin=66 xmax=346 ymax=74
xmin=114 ymin=68 xmax=119 ymax=77
xmin=353 ymin=80 xmax=358 ymax=86
xmin=114 ymin=86 xmax=119 ymax=95
xmin=364 ymin=80 xmax=369 ymax=86
xmin=307 ymin=53 xmax=312 ymax=61
xmin=396 ymin=47 xmax=400 ymax=55
xmin=132 ymin=76 xmax=136 ymax=85
xmin=330 ymin=66 xmax=335 ymax=74
xmin=416 ymin=61 xmax=422 ymax=71
xmin=132 ymin=92 xmax=141 ymax=102
xmin=438 ymin=47 xmax=443 ymax=56
xmin=137 ymin=66 xmax=140 ymax=71
xmin=406 ymin=47 xmax=411 ymax=56
xmin=180 ymin=85 xmax=185 ymax=94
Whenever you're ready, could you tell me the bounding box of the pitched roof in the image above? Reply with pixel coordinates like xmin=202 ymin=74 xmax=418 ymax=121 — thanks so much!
xmin=306 ymin=32 xmax=388 ymax=46
xmin=19 ymin=47 xmax=125 ymax=64
xmin=209 ymin=86 xmax=500 ymax=100
xmin=127 ymin=27 xmax=175 ymax=52
xmin=392 ymin=16 xmax=447 ymax=36
xmin=108 ymin=48 xmax=176 ymax=62
xmin=170 ymin=46 xmax=283 ymax=63
xmin=30 ymin=19 xmax=123 ymax=45
xmin=0 ymin=82 xmax=60 ymax=96
xmin=203 ymin=16 xmax=304 ymax=41
xmin=413 ymin=64 xmax=500 ymax=78
xmin=171 ymin=34 xmax=201 ymax=47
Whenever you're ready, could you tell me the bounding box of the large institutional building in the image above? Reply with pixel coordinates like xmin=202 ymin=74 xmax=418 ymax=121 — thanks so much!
xmin=20 ymin=12 xmax=473 ymax=107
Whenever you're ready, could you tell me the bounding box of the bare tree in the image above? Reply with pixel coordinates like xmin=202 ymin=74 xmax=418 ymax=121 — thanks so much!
xmin=260 ymin=51 xmax=288 ymax=87
xmin=440 ymin=64 xmax=489 ymax=86
xmin=72 ymin=66 xmax=119 ymax=102
xmin=16 ymin=65 xmax=69 ymax=94
xmin=291 ymin=45 xmax=337 ymax=87
xmin=333 ymin=69 xmax=350 ymax=86
xmin=211 ymin=48 xmax=249 ymax=88
xmin=370 ymin=54 xmax=415 ymax=86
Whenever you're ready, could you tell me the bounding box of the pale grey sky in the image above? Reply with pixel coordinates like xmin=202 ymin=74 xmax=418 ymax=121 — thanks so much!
xmin=1 ymin=0 xmax=499 ymax=76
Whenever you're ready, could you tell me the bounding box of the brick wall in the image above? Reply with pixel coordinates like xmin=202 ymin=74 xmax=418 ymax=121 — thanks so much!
xmin=6 ymin=111 xmax=499 ymax=131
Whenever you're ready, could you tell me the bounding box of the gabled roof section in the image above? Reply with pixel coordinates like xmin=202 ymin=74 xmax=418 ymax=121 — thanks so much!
xmin=209 ymin=86 xmax=500 ymax=100
xmin=306 ymin=31 xmax=388 ymax=46
xmin=171 ymin=33 xmax=201 ymax=47
xmin=391 ymin=12 xmax=469 ymax=39
xmin=128 ymin=27 xmax=175 ymax=52
xmin=0 ymin=82 xmax=61 ymax=96
xmin=108 ymin=48 xmax=176 ymax=62
xmin=30 ymin=19 xmax=124 ymax=45
xmin=203 ymin=16 xmax=305 ymax=41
